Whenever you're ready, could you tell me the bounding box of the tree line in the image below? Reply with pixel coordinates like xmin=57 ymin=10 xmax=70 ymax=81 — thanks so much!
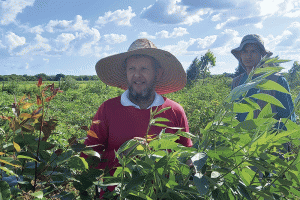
xmin=0 ymin=73 xmax=99 ymax=82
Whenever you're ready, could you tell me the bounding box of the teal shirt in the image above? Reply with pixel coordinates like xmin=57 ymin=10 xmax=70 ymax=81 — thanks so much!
xmin=234 ymin=73 xmax=296 ymax=122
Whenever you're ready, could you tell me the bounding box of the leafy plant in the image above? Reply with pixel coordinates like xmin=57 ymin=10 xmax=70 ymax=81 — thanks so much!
xmin=0 ymin=78 xmax=102 ymax=199
xmin=100 ymin=57 xmax=300 ymax=199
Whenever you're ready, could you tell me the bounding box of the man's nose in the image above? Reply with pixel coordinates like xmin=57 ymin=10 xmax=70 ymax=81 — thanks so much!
xmin=133 ymin=69 xmax=142 ymax=77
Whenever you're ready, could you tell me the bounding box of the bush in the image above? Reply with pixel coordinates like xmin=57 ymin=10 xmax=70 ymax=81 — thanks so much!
xmin=60 ymin=76 xmax=79 ymax=91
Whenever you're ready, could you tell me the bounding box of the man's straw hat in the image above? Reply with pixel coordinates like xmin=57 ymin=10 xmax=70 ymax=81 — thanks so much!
xmin=231 ymin=34 xmax=273 ymax=61
xmin=95 ymin=38 xmax=186 ymax=94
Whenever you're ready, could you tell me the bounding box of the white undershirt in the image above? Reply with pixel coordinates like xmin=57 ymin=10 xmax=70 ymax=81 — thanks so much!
xmin=120 ymin=90 xmax=165 ymax=109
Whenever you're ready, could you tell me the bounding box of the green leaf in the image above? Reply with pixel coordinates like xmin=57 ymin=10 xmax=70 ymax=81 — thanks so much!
xmin=193 ymin=173 xmax=209 ymax=196
xmin=257 ymin=80 xmax=289 ymax=94
xmin=68 ymin=156 xmax=88 ymax=171
xmin=155 ymin=155 xmax=168 ymax=169
xmin=117 ymin=139 xmax=139 ymax=155
xmin=243 ymin=97 xmax=261 ymax=110
xmin=233 ymin=103 xmax=255 ymax=113
xmin=176 ymin=130 xmax=196 ymax=139
xmin=250 ymin=93 xmax=285 ymax=108
xmin=290 ymin=187 xmax=300 ymax=198
xmin=31 ymin=191 xmax=43 ymax=199
xmin=0 ymin=166 xmax=18 ymax=176
xmin=153 ymin=123 xmax=168 ymax=127
xmin=154 ymin=117 xmax=170 ymax=122
xmin=191 ymin=152 xmax=208 ymax=173
xmin=17 ymin=155 xmax=39 ymax=162
xmin=81 ymin=150 xmax=100 ymax=158
xmin=155 ymin=107 xmax=171 ymax=115
xmin=257 ymin=103 xmax=273 ymax=118
xmin=0 ymin=181 xmax=11 ymax=200
xmin=254 ymin=67 xmax=283 ymax=74
xmin=240 ymin=168 xmax=255 ymax=185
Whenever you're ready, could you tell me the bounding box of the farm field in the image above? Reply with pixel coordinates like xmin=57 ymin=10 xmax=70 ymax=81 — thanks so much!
xmin=1 ymin=72 xmax=300 ymax=199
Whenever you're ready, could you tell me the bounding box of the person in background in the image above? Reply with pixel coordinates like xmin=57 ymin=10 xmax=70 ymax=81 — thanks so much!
xmin=81 ymin=38 xmax=192 ymax=198
xmin=231 ymin=34 xmax=296 ymax=122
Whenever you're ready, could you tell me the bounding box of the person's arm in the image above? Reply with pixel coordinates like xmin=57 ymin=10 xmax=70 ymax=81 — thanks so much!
xmin=274 ymin=76 xmax=296 ymax=122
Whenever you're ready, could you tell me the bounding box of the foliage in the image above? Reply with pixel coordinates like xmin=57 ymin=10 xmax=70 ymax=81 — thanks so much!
xmin=60 ymin=76 xmax=79 ymax=91
xmin=287 ymin=61 xmax=300 ymax=89
xmin=0 ymin=78 xmax=103 ymax=199
xmin=0 ymin=57 xmax=299 ymax=199
xmin=101 ymin=57 xmax=300 ymax=199
xmin=187 ymin=50 xmax=216 ymax=85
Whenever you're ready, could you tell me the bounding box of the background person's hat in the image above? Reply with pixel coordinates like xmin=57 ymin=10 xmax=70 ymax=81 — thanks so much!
xmin=231 ymin=34 xmax=273 ymax=60
xmin=95 ymin=38 xmax=187 ymax=94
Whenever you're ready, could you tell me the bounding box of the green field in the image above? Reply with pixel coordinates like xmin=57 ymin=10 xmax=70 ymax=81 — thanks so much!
xmin=1 ymin=70 xmax=300 ymax=199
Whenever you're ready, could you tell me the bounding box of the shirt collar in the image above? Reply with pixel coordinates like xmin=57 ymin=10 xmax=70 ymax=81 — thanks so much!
xmin=121 ymin=90 xmax=165 ymax=109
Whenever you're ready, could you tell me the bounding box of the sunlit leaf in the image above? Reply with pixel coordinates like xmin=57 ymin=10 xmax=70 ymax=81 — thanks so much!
xmin=153 ymin=123 xmax=168 ymax=127
xmin=154 ymin=117 xmax=170 ymax=122
xmin=254 ymin=67 xmax=283 ymax=74
xmin=17 ymin=155 xmax=39 ymax=162
xmin=0 ymin=152 xmax=5 ymax=156
xmin=0 ymin=159 xmax=21 ymax=168
xmin=87 ymin=130 xmax=98 ymax=138
xmin=31 ymin=191 xmax=43 ymax=199
xmin=155 ymin=107 xmax=171 ymax=115
xmin=250 ymin=93 xmax=285 ymax=108
xmin=20 ymin=113 xmax=31 ymax=119
xmin=0 ymin=166 xmax=18 ymax=176
xmin=82 ymin=150 xmax=101 ymax=158
xmin=233 ymin=103 xmax=256 ymax=113
xmin=22 ymin=103 xmax=34 ymax=110
xmin=257 ymin=80 xmax=289 ymax=94
xmin=13 ymin=142 xmax=21 ymax=152
xmin=257 ymin=103 xmax=273 ymax=119
xmin=136 ymin=145 xmax=144 ymax=150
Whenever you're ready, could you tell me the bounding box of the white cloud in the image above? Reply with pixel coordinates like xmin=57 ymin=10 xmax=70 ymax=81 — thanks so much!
xmin=138 ymin=32 xmax=156 ymax=39
xmin=46 ymin=15 xmax=91 ymax=33
xmin=195 ymin=35 xmax=218 ymax=49
xmin=141 ymin=0 xmax=207 ymax=26
xmin=79 ymin=28 xmax=101 ymax=56
xmin=25 ymin=62 xmax=29 ymax=69
xmin=162 ymin=38 xmax=197 ymax=56
xmin=43 ymin=58 xmax=49 ymax=63
xmin=104 ymin=33 xmax=127 ymax=44
xmin=0 ymin=0 xmax=35 ymax=25
xmin=211 ymin=13 xmax=222 ymax=21
xmin=5 ymin=32 xmax=26 ymax=51
xmin=156 ymin=27 xmax=189 ymax=38
xmin=55 ymin=33 xmax=76 ymax=51
xmin=30 ymin=25 xmax=44 ymax=34
xmin=16 ymin=34 xmax=51 ymax=56
xmin=96 ymin=6 xmax=136 ymax=26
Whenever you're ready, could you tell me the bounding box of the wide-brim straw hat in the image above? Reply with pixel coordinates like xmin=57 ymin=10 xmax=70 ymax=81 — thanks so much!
xmin=231 ymin=34 xmax=273 ymax=60
xmin=95 ymin=38 xmax=186 ymax=94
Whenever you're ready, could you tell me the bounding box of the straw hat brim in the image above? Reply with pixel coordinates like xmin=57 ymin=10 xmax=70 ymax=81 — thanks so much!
xmin=95 ymin=48 xmax=186 ymax=95
xmin=231 ymin=39 xmax=273 ymax=60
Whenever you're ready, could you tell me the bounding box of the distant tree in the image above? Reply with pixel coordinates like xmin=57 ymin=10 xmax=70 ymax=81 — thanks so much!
xmin=199 ymin=50 xmax=216 ymax=84
xmin=186 ymin=57 xmax=201 ymax=84
xmin=287 ymin=61 xmax=300 ymax=89
xmin=35 ymin=73 xmax=49 ymax=81
xmin=55 ymin=74 xmax=65 ymax=81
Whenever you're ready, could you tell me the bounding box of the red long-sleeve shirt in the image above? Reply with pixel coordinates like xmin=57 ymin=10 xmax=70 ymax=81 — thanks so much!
xmin=82 ymin=96 xmax=192 ymax=170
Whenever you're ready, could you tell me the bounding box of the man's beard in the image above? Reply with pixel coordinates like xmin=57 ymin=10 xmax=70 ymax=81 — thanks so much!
xmin=128 ymin=85 xmax=155 ymax=103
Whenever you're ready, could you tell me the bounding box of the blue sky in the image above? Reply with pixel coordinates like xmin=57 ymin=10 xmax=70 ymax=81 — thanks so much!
xmin=0 ymin=0 xmax=300 ymax=76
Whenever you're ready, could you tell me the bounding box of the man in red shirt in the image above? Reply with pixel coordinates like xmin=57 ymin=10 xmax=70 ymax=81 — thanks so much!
xmin=83 ymin=38 xmax=192 ymax=196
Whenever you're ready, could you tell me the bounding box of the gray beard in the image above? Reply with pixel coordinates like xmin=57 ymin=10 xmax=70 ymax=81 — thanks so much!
xmin=128 ymin=86 xmax=154 ymax=103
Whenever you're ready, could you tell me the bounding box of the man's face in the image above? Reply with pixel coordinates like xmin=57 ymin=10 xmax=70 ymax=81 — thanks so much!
xmin=126 ymin=56 xmax=156 ymax=99
xmin=240 ymin=43 xmax=263 ymax=72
